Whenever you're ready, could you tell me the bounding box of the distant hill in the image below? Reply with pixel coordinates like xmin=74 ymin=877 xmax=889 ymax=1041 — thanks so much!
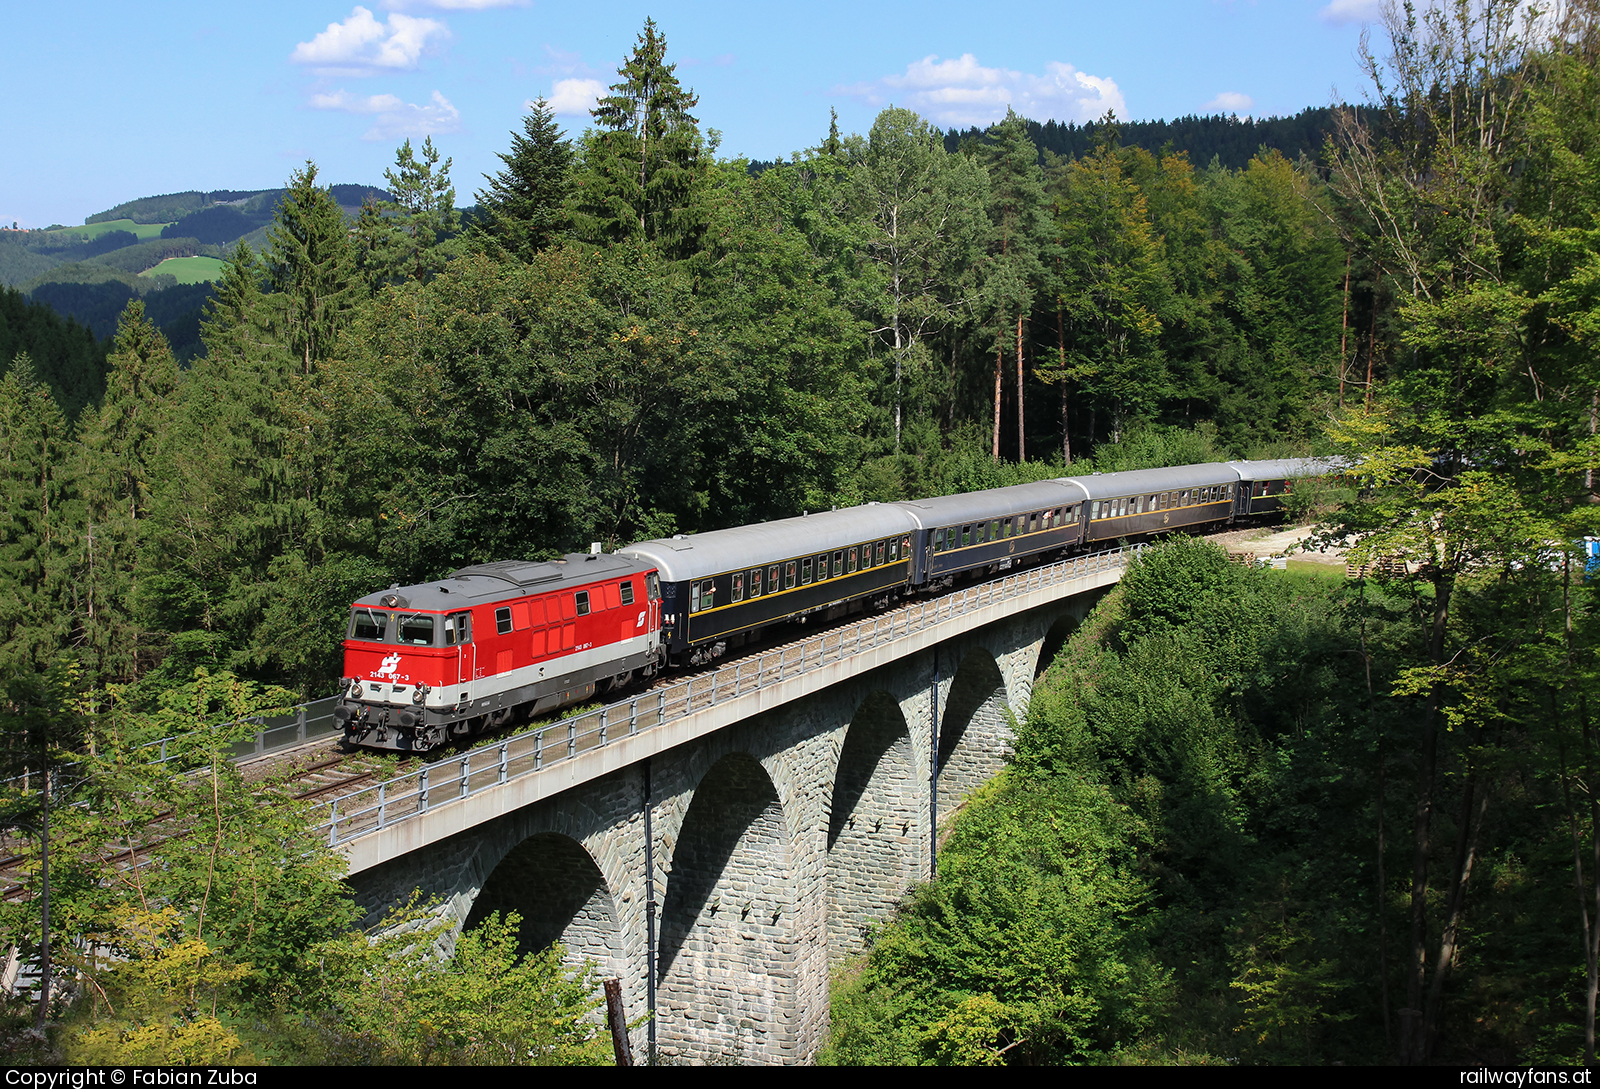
xmin=2 ymin=180 xmax=395 ymax=391
xmin=942 ymin=107 xmax=1346 ymax=169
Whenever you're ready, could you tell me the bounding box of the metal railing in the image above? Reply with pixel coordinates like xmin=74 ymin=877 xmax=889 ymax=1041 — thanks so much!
xmin=310 ymin=544 xmax=1137 ymax=849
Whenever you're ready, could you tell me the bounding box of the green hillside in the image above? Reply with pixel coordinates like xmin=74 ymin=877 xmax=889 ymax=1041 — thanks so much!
xmin=146 ymin=255 xmax=226 ymax=284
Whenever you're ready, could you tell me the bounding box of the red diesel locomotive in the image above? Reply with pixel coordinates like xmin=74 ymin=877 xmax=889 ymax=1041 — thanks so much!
xmin=335 ymin=552 xmax=663 ymax=751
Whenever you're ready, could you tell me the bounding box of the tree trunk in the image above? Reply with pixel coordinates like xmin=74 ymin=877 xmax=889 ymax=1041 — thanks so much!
xmin=1015 ymin=315 xmax=1026 ymax=464
xmin=1339 ymin=252 xmax=1351 ymax=408
xmin=992 ymin=315 xmax=1003 ymax=462
xmin=1401 ymin=570 xmax=1453 ymax=1064
xmin=1057 ymin=307 xmax=1071 ymax=465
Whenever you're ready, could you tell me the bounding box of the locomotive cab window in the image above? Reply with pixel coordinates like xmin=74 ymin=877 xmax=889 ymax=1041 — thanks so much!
xmin=400 ymin=614 xmax=435 ymax=645
xmin=350 ymin=609 xmax=388 ymax=642
xmin=443 ymin=612 xmax=471 ymax=645
xmin=645 ymin=572 xmax=660 ymax=600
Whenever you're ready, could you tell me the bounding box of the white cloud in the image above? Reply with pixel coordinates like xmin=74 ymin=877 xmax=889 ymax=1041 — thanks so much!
xmin=310 ymin=88 xmax=462 ymax=140
xmin=838 ymin=54 xmax=1126 ymax=128
xmin=1202 ymin=91 xmax=1255 ymax=114
xmin=290 ymin=6 xmax=449 ymax=75
xmin=546 ymin=78 xmax=607 ymax=116
xmin=1320 ymin=0 xmax=1383 ymax=24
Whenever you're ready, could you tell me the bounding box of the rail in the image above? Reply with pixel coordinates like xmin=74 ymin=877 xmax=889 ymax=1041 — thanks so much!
xmin=309 ymin=544 xmax=1137 ymax=848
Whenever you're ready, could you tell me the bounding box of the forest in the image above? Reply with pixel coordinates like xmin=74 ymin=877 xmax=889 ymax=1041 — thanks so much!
xmin=3 ymin=0 xmax=1600 ymax=1064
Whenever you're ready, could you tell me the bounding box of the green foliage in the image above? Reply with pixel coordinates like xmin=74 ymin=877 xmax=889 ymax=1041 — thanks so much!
xmin=573 ymin=19 xmax=708 ymax=259
xmin=475 ymin=98 xmax=574 ymax=262
xmin=356 ymin=138 xmax=462 ymax=286
xmin=0 ymin=285 xmax=108 ymax=420
xmin=823 ymin=772 xmax=1167 ymax=1065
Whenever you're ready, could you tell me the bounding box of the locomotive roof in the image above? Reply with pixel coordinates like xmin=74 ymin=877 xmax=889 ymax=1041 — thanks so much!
xmin=620 ymin=504 xmax=921 ymax=582
xmin=891 ymin=479 xmax=1088 ymax=528
xmin=1058 ymin=462 xmax=1240 ymax=499
xmin=350 ymin=553 xmax=652 ymax=612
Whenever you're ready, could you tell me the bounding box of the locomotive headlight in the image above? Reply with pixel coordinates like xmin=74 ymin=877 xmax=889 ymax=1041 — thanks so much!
xmin=412 ymin=684 xmax=430 ymax=705
xmin=348 ymin=679 xmax=363 ymax=699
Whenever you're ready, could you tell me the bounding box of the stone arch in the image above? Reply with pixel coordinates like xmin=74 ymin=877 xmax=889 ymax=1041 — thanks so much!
xmin=462 ymin=831 xmax=624 ymax=979
xmin=826 ymin=690 xmax=919 ymax=966
xmin=658 ymin=750 xmax=797 ymax=1064
xmin=937 ymin=647 xmax=1010 ymax=813
xmin=1036 ymin=612 xmax=1082 ymax=680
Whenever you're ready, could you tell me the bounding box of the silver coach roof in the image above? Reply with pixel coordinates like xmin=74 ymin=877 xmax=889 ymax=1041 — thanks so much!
xmin=620 ymin=504 xmax=922 ymax=583
xmin=1058 ymin=462 xmax=1240 ymax=500
xmin=891 ymin=479 xmax=1088 ymax=528
xmin=1228 ymin=457 xmax=1340 ymax=480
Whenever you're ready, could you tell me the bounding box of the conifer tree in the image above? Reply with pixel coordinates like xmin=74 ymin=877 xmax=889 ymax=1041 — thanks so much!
xmin=979 ymin=109 xmax=1049 ymax=461
xmin=573 ymin=19 xmax=708 ymax=258
xmin=0 ymin=355 xmax=75 ymax=674
xmin=359 ymin=137 xmax=461 ymax=285
xmin=265 ymin=163 xmax=357 ymax=374
xmin=476 ymin=98 xmax=574 ymax=261
xmin=72 ymin=303 xmax=180 ymax=682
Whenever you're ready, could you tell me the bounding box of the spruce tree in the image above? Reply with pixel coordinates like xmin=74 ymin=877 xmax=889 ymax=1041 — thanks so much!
xmin=72 ymin=303 xmax=180 ymax=682
xmin=476 ymin=98 xmax=574 ymax=261
xmin=265 ymin=163 xmax=357 ymax=374
xmin=573 ymin=19 xmax=708 ymax=258
xmin=0 ymin=355 xmax=75 ymax=674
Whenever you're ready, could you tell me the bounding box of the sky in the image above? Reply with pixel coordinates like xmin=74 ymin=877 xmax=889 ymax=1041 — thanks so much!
xmin=4 ymin=0 xmax=1387 ymax=229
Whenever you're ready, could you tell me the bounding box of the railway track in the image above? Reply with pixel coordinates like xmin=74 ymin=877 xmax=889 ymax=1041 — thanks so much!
xmin=1 ymin=526 xmax=1280 ymax=901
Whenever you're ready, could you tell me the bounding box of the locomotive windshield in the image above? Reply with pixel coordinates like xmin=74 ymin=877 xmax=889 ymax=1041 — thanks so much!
xmin=347 ymin=609 xmax=438 ymax=644
xmin=399 ymin=614 xmax=435 ymax=645
xmin=349 ymin=609 xmax=388 ymax=641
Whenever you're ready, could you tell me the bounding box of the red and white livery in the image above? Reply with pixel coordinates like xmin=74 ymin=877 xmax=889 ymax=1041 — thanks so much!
xmin=335 ymin=553 xmax=663 ymax=751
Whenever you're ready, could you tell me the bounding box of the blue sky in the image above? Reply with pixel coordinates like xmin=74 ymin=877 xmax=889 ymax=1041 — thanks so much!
xmin=5 ymin=0 xmax=1385 ymax=229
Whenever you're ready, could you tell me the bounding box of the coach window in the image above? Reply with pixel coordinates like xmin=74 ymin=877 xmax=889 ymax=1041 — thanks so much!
xmin=750 ymin=568 xmax=763 ymax=596
xmin=832 ymin=551 xmax=843 ymax=577
xmin=768 ymin=565 xmax=780 ymax=591
xmin=620 ymin=581 xmax=635 ymax=606
xmin=575 ymin=591 xmax=591 ymax=616
xmin=933 ymin=529 xmax=944 ymax=553
xmin=495 ymin=607 xmax=513 ymax=635
xmin=732 ymin=573 xmax=744 ymax=603
xmin=848 ymin=547 xmax=858 ymax=573
xmin=785 ymin=561 xmax=797 ymax=588
xmin=876 ymin=540 xmax=887 ymax=566
xmin=802 ymin=558 xmax=813 ymax=584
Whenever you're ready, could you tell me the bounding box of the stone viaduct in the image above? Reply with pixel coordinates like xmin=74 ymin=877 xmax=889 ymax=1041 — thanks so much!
xmin=341 ymin=565 xmax=1119 ymax=1064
